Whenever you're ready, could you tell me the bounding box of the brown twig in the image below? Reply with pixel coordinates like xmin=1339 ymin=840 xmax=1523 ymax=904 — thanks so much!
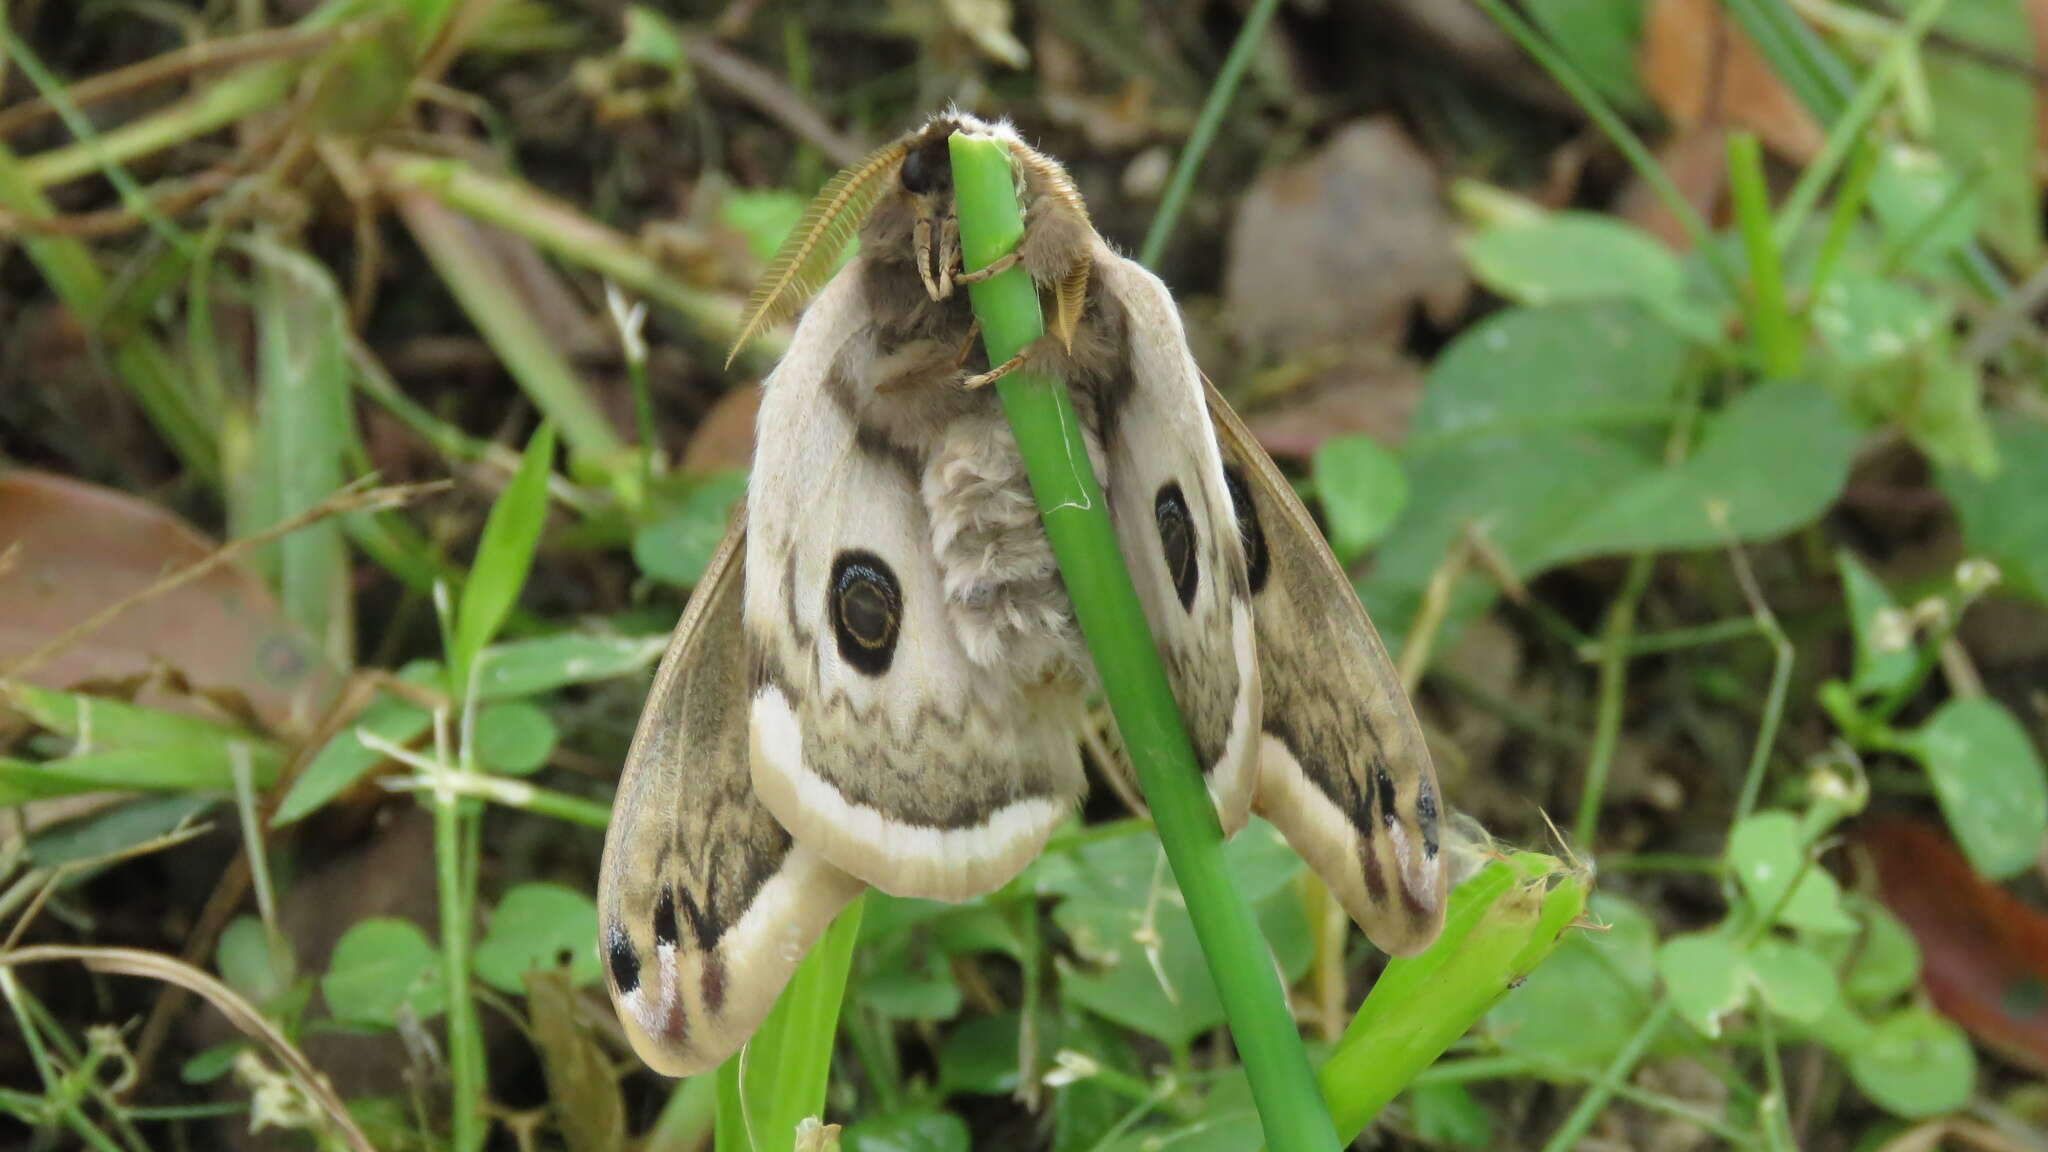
xmin=0 ymin=23 xmax=351 ymax=141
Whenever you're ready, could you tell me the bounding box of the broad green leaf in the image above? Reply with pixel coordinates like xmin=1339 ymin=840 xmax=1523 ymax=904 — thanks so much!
xmin=1370 ymin=302 xmax=1685 ymax=635
xmin=1901 ymin=697 xmax=2048 ymax=880
xmin=474 ymin=882 xmax=601 ymax=993
xmin=217 ymin=915 xmax=294 ymax=1005
xmin=1846 ymin=1006 xmax=1976 ymax=1117
xmin=1543 ymin=382 xmax=1858 ymax=562
xmin=1837 ymin=551 xmax=1916 ymax=697
xmin=1746 ymin=938 xmax=1838 ymax=1025
xmin=1922 ymin=0 xmax=2040 ymax=264
xmin=1054 ymin=823 xmax=1310 ymax=1045
xmin=1311 ymin=434 xmax=1406 ymax=561
xmin=843 ymin=1110 xmax=970 ymax=1152
xmin=1526 ymin=0 xmax=1648 ymax=113
xmin=474 ymin=631 xmax=669 ymax=700
xmin=474 ymin=700 xmax=557 ymax=776
xmin=1659 ymin=932 xmax=1748 ymax=1037
xmin=1808 ymin=896 xmax=1921 ymax=1006
xmin=454 ymin=421 xmax=558 ymax=687
xmin=1461 ymin=213 xmax=1718 ymax=340
xmin=860 ymin=953 xmax=962 ymax=1022
xmin=936 ymin=1012 xmax=1022 ymax=1097
xmin=1727 ymin=811 xmax=1855 ymax=934
xmin=1937 ymin=414 xmax=2048 ymax=600
xmin=632 ymin=471 xmax=747 ymax=587
xmin=180 ymin=1041 xmax=246 ymax=1084
xmin=323 ymin=918 xmax=445 ymax=1027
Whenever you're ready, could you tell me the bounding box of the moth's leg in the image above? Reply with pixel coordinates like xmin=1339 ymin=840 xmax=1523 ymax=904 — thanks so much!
xmin=958 ymin=333 xmax=1056 ymax=390
xmin=912 ymin=199 xmax=944 ymax=302
xmin=936 ymin=213 xmax=959 ymax=298
xmin=952 ymin=319 xmax=982 ymax=367
xmin=951 ymin=198 xmax=1033 ymax=285
xmin=952 ymin=249 xmax=1019 ymax=286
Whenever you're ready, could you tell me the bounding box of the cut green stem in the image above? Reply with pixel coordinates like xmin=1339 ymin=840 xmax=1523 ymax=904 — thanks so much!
xmin=950 ymin=132 xmax=1339 ymax=1152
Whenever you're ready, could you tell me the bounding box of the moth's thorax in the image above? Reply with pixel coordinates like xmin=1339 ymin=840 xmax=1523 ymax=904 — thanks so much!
xmin=826 ymin=256 xmax=1132 ymax=690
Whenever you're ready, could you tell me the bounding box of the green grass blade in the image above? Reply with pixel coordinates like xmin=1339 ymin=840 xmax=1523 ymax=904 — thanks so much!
xmin=950 ymin=131 xmax=1340 ymax=1152
xmin=715 ymin=896 xmax=865 ymax=1152
xmin=1319 ymin=853 xmax=1588 ymax=1140
xmin=454 ymin=422 xmax=558 ymax=692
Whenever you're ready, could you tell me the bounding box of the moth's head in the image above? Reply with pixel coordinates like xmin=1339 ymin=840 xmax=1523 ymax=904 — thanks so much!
xmin=726 ymin=109 xmax=1078 ymax=366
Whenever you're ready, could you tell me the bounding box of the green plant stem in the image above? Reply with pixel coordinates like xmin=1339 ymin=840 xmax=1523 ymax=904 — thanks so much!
xmin=432 ymin=743 xmax=486 ymax=1152
xmin=1726 ymin=134 xmax=1799 ymax=377
xmin=1574 ymin=553 xmax=1654 ymax=849
xmin=950 ymin=132 xmax=1338 ymax=1152
xmin=1137 ymin=0 xmax=1280 ymax=267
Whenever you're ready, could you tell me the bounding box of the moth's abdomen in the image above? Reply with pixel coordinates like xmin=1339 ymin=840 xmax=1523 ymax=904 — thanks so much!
xmin=920 ymin=409 xmax=1102 ymax=684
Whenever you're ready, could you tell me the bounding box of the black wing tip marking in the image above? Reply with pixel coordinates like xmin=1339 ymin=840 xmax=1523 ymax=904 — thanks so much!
xmin=605 ymin=922 xmax=640 ymax=996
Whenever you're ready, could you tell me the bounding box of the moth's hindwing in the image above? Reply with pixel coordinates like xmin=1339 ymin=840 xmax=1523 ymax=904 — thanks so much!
xmin=743 ymin=271 xmax=1088 ymax=903
xmin=598 ymin=514 xmax=864 ymax=1076
xmin=1206 ymin=381 xmax=1448 ymax=955
xmin=1094 ymin=248 xmax=1262 ymax=834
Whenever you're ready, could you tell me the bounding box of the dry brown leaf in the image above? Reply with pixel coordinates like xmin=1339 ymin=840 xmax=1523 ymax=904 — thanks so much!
xmin=680 ymin=383 xmax=762 ymax=474
xmin=0 ymin=470 xmax=340 ymax=734
xmin=1223 ymin=118 xmax=1467 ymax=364
xmin=1642 ymin=0 xmax=1825 ymax=163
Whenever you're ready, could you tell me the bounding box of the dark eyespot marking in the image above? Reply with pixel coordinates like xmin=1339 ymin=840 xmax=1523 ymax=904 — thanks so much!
xmin=1222 ymin=465 xmax=1269 ymax=596
xmin=1155 ymin=482 xmax=1199 ymax=612
xmin=1416 ymin=779 xmax=1440 ymax=858
xmin=900 ymin=139 xmax=952 ymax=195
xmin=653 ymin=884 xmax=679 ymax=949
xmin=1375 ymin=764 xmax=1399 ymax=831
xmin=831 ymin=550 xmax=903 ymax=676
xmin=605 ymin=924 xmax=640 ymax=995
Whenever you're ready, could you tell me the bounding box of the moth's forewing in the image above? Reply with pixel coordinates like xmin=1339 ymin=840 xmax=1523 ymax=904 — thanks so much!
xmin=598 ymin=515 xmax=863 ymax=1075
xmin=1206 ymin=382 xmax=1448 ymax=955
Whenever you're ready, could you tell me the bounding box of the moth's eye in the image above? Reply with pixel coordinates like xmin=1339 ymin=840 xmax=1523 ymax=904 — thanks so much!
xmin=1154 ymin=482 xmax=1199 ymax=612
xmin=1221 ymin=465 xmax=1269 ymax=596
xmin=830 ymin=550 xmax=902 ymax=675
xmin=899 ymin=143 xmax=949 ymax=195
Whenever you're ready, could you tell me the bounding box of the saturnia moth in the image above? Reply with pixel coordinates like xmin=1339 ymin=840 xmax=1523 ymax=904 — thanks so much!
xmin=598 ymin=110 xmax=1446 ymax=1075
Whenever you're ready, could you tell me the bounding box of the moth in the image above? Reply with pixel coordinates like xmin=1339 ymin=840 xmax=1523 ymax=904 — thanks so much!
xmin=599 ymin=110 xmax=1446 ymax=1076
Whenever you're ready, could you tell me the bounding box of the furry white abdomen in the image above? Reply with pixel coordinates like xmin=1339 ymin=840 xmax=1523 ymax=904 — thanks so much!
xmin=920 ymin=407 xmax=1105 ymax=684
